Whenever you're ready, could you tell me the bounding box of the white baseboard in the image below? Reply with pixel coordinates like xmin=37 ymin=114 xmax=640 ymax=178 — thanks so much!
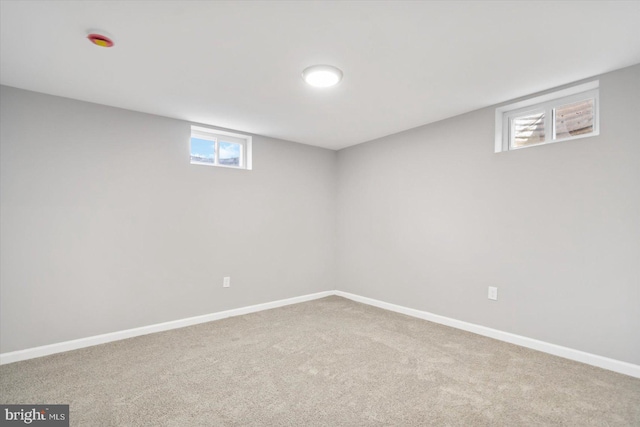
xmin=335 ymin=290 xmax=640 ymax=379
xmin=3 ymin=289 xmax=638 ymax=379
xmin=0 ymin=291 xmax=333 ymax=365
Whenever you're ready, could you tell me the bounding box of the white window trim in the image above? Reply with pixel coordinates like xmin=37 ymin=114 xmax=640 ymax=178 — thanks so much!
xmin=190 ymin=125 xmax=253 ymax=170
xmin=495 ymin=80 xmax=599 ymax=153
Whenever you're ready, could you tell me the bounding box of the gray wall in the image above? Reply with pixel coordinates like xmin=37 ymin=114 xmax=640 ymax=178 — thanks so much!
xmin=337 ymin=65 xmax=640 ymax=365
xmin=0 ymin=86 xmax=337 ymax=353
xmin=2 ymin=65 xmax=639 ymax=365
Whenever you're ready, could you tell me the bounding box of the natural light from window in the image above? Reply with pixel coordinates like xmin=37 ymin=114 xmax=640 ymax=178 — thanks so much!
xmin=190 ymin=126 xmax=252 ymax=170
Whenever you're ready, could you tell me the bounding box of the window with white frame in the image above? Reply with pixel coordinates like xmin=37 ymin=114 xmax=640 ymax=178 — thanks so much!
xmin=495 ymin=81 xmax=599 ymax=152
xmin=190 ymin=126 xmax=252 ymax=169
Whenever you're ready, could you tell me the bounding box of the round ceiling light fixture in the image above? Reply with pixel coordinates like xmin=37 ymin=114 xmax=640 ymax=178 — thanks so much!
xmin=87 ymin=32 xmax=114 ymax=48
xmin=302 ymin=65 xmax=343 ymax=88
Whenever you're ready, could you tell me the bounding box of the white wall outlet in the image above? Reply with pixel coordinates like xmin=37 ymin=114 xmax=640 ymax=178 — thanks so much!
xmin=488 ymin=286 xmax=498 ymax=301
xmin=223 ymin=276 xmax=231 ymax=288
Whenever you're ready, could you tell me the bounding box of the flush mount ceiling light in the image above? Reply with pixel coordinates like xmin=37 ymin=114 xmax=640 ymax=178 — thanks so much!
xmin=87 ymin=31 xmax=114 ymax=48
xmin=302 ymin=65 xmax=343 ymax=88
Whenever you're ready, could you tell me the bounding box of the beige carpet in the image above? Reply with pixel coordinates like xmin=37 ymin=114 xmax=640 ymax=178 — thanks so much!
xmin=1 ymin=296 xmax=639 ymax=426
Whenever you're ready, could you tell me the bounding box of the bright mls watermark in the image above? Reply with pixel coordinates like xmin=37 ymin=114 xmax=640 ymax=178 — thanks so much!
xmin=1 ymin=405 xmax=68 ymax=426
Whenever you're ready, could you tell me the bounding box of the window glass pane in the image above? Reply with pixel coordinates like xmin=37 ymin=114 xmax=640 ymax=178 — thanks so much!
xmin=219 ymin=141 xmax=241 ymax=167
xmin=190 ymin=137 xmax=215 ymax=164
xmin=511 ymin=112 xmax=545 ymax=148
xmin=554 ymin=98 xmax=594 ymax=140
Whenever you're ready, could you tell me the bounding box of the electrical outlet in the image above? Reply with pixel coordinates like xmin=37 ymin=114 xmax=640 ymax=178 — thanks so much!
xmin=223 ymin=277 xmax=230 ymax=288
xmin=488 ymin=286 xmax=498 ymax=301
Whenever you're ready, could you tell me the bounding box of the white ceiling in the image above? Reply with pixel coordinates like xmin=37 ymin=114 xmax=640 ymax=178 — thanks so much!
xmin=1 ymin=1 xmax=639 ymax=150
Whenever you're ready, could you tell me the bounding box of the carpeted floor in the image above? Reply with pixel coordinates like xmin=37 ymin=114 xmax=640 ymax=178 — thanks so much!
xmin=1 ymin=296 xmax=639 ymax=426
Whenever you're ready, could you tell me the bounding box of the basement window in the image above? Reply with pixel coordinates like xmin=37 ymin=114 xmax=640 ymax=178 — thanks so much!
xmin=190 ymin=126 xmax=252 ymax=169
xmin=495 ymin=81 xmax=599 ymax=152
